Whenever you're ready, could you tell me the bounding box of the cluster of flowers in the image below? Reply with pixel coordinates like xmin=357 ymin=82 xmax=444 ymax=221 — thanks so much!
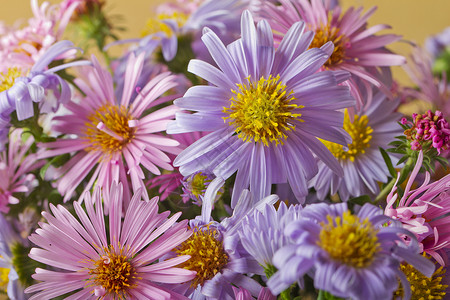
xmin=1 ymin=0 xmax=450 ymax=299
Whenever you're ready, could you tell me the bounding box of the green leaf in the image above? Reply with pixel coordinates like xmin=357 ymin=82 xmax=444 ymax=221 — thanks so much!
xmin=40 ymin=153 xmax=71 ymax=179
xmin=396 ymin=155 xmax=408 ymax=166
xmin=379 ymin=147 xmax=397 ymax=178
xmin=348 ymin=195 xmax=372 ymax=206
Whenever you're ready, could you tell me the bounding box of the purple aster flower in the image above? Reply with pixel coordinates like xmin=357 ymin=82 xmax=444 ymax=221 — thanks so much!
xmin=426 ymin=27 xmax=450 ymax=59
xmin=0 ymin=40 xmax=88 ymax=148
xmin=267 ymin=202 xmax=436 ymax=300
xmin=239 ymin=202 xmax=302 ymax=269
xmin=181 ymin=171 xmax=221 ymax=205
xmin=172 ymin=178 xmax=279 ymax=299
xmin=137 ymin=0 xmax=246 ymax=61
xmin=168 ymin=11 xmax=354 ymax=205
xmin=233 ymin=286 xmax=276 ymax=300
xmin=0 ymin=214 xmax=27 ymax=300
xmin=147 ymin=131 xmax=210 ymax=203
xmin=25 ymin=182 xmax=195 ymax=299
xmin=309 ymin=89 xmax=402 ymax=201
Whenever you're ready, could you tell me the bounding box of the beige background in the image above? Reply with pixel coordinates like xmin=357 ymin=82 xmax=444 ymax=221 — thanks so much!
xmin=1 ymin=0 xmax=450 ymax=84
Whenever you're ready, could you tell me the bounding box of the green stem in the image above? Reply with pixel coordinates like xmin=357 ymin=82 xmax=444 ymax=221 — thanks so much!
xmin=280 ymin=289 xmax=291 ymax=300
xmin=317 ymin=290 xmax=325 ymax=300
xmin=374 ymin=156 xmax=416 ymax=203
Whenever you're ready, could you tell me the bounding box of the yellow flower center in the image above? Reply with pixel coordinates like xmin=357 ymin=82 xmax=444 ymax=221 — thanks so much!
xmin=84 ymin=104 xmax=136 ymax=155
xmin=189 ymin=172 xmax=210 ymax=199
xmin=309 ymin=24 xmax=348 ymax=68
xmin=88 ymin=245 xmax=139 ymax=298
xmin=223 ymin=75 xmax=303 ymax=146
xmin=175 ymin=226 xmax=229 ymax=288
xmin=0 ymin=262 xmax=9 ymax=291
xmin=317 ymin=211 xmax=380 ymax=268
xmin=141 ymin=12 xmax=189 ymax=37
xmin=0 ymin=67 xmax=23 ymax=92
xmin=394 ymin=258 xmax=448 ymax=300
xmin=321 ymin=110 xmax=373 ymax=162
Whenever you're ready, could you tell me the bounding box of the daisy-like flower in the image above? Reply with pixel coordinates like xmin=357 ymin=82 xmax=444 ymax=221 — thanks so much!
xmin=0 ymin=0 xmax=79 ymax=73
xmin=239 ymin=202 xmax=302 ymax=271
xmin=0 ymin=214 xmax=28 ymax=300
xmin=138 ymin=0 xmax=246 ymax=61
xmin=393 ymin=255 xmax=448 ymax=300
xmin=426 ymin=26 xmax=450 ymax=59
xmin=38 ymin=53 xmax=180 ymax=203
xmin=25 ymin=182 xmax=195 ymax=300
xmin=264 ymin=0 xmax=405 ymax=105
xmin=147 ymin=131 xmax=210 ymax=203
xmin=0 ymin=40 xmax=86 ymax=148
xmin=309 ymin=89 xmax=402 ymax=201
xmin=0 ymin=129 xmax=43 ymax=213
xmin=168 ymin=11 xmax=354 ymax=205
xmin=267 ymin=202 xmax=435 ymax=299
xmin=173 ymin=179 xmax=279 ymax=299
xmin=385 ymin=150 xmax=450 ymax=266
xmin=402 ymin=46 xmax=450 ymax=116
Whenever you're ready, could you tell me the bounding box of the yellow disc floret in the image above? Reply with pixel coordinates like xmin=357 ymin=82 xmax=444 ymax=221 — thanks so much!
xmin=189 ymin=172 xmax=211 ymax=199
xmin=394 ymin=257 xmax=448 ymax=300
xmin=322 ymin=110 xmax=373 ymax=162
xmin=175 ymin=225 xmax=229 ymax=288
xmin=85 ymin=104 xmax=135 ymax=155
xmin=0 ymin=260 xmax=9 ymax=292
xmin=317 ymin=211 xmax=380 ymax=268
xmin=88 ymin=245 xmax=139 ymax=299
xmin=309 ymin=24 xmax=348 ymax=68
xmin=141 ymin=12 xmax=189 ymax=37
xmin=223 ymin=75 xmax=303 ymax=146
xmin=0 ymin=67 xmax=24 ymax=92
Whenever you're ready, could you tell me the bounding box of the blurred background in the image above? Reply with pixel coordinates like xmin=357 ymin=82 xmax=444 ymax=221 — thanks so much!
xmin=1 ymin=0 xmax=449 ymax=84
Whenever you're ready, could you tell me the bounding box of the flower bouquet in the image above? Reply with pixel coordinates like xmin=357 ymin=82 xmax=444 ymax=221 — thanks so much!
xmin=0 ymin=0 xmax=449 ymax=299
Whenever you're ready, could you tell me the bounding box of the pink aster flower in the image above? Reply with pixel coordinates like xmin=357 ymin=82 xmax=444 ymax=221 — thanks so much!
xmin=385 ymin=150 xmax=450 ymax=266
xmin=25 ymin=182 xmax=195 ymax=299
xmin=0 ymin=129 xmax=43 ymax=213
xmin=0 ymin=0 xmax=79 ymax=73
xmin=38 ymin=53 xmax=180 ymax=203
xmin=264 ymin=0 xmax=405 ymax=106
xmin=402 ymin=46 xmax=450 ymax=116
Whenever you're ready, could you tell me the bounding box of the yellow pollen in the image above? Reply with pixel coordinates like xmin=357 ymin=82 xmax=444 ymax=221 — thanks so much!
xmin=223 ymin=75 xmax=303 ymax=146
xmin=321 ymin=110 xmax=373 ymax=162
xmin=317 ymin=211 xmax=380 ymax=268
xmin=175 ymin=226 xmax=228 ymax=288
xmin=87 ymin=245 xmax=139 ymax=299
xmin=0 ymin=256 xmax=9 ymax=290
xmin=309 ymin=24 xmax=348 ymax=68
xmin=0 ymin=67 xmax=23 ymax=92
xmin=189 ymin=173 xmax=210 ymax=199
xmin=141 ymin=12 xmax=189 ymax=37
xmin=84 ymin=104 xmax=135 ymax=155
xmin=394 ymin=256 xmax=448 ymax=300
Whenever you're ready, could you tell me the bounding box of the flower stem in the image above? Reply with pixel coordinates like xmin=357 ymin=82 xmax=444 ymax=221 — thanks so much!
xmin=374 ymin=156 xmax=415 ymax=203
